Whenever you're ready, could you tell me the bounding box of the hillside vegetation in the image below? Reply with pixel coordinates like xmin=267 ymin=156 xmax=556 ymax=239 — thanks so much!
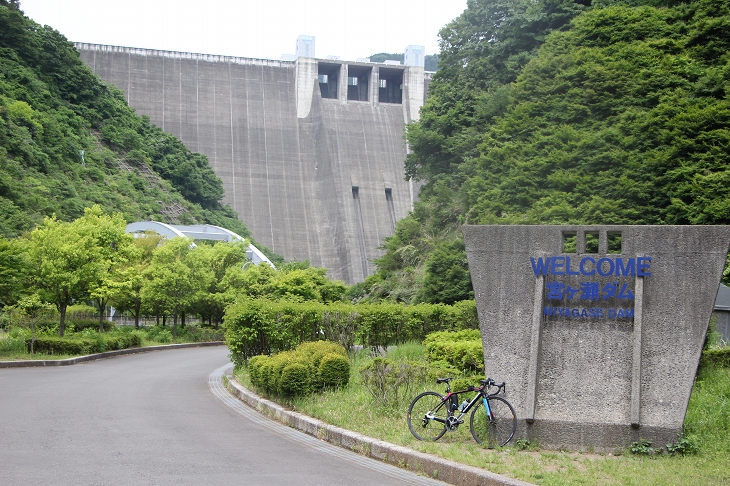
xmin=358 ymin=0 xmax=730 ymax=304
xmin=0 ymin=0 xmax=273 ymax=255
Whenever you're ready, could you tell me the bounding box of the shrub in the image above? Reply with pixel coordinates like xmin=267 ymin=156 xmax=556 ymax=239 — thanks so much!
xmin=700 ymin=348 xmax=730 ymax=369
xmin=423 ymin=329 xmax=484 ymax=374
xmin=224 ymin=299 xmax=479 ymax=366
xmin=245 ymin=340 xmax=350 ymax=397
xmin=68 ymin=319 xmax=114 ymax=332
xmin=297 ymin=340 xmax=347 ymax=370
xmin=359 ymin=357 xmax=428 ymax=409
xmin=279 ymin=362 xmax=311 ymax=397
xmin=144 ymin=326 xmax=172 ymax=344
xmin=26 ymin=337 xmax=93 ymax=355
xmin=247 ymin=355 xmax=268 ymax=388
xmin=319 ymin=352 xmax=350 ymax=388
xmin=25 ymin=333 xmax=141 ymax=355
xmin=183 ymin=326 xmax=224 ymax=342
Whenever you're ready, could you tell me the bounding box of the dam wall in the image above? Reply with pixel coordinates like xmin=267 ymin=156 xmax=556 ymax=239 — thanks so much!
xmin=76 ymin=43 xmax=424 ymax=283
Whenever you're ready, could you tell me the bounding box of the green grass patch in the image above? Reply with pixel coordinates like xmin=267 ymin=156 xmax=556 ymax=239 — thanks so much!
xmin=233 ymin=343 xmax=730 ymax=485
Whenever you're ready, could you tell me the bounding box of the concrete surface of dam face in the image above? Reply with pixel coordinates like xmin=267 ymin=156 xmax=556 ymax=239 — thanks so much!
xmin=76 ymin=44 xmax=425 ymax=284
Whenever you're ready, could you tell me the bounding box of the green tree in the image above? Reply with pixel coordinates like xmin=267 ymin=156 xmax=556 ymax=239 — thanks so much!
xmin=73 ymin=206 xmax=135 ymax=331
xmin=419 ymin=238 xmax=473 ymax=305
xmin=110 ymin=232 xmax=163 ymax=328
xmin=12 ymin=293 xmax=54 ymax=353
xmin=25 ymin=213 xmax=106 ymax=336
xmin=374 ymin=0 xmax=730 ymax=303
xmin=141 ymin=237 xmax=204 ymax=338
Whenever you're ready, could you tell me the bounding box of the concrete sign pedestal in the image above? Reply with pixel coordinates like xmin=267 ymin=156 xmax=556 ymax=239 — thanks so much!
xmin=463 ymin=225 xmax=730 ymax=451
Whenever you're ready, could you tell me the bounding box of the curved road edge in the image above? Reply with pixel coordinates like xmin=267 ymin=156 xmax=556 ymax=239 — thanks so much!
xmin=0 ymin=341 xmax=225 ymax=368
xmin=222 ymin=366 xmax=534 ymax=486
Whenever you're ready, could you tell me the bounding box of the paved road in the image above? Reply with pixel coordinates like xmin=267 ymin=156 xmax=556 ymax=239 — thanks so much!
xmin=0 ymin=346 xmax=442 ymax=485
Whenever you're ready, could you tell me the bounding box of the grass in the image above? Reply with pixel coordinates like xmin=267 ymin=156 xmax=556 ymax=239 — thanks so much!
xmin=233 ymin=343 xmax=730 ymax=486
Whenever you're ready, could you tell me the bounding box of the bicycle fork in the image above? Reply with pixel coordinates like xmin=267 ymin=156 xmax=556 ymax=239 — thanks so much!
xmin=483 ymin=396 xmax=495 ymax=422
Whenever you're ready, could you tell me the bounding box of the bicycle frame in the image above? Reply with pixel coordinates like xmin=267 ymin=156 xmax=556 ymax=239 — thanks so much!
xmin=429 ymin=380 xmax=505 ymax=426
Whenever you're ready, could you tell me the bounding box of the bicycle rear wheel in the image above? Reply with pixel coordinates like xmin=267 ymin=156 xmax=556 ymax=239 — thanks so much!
xmin=470 ymin=396 xmax=516 ymax=447
xmin=407 ymin=391 xmax=448 ymax=441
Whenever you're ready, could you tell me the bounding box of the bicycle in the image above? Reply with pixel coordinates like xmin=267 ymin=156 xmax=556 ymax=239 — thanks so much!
xmin=407 ymin=377 xmax=517 ymax=447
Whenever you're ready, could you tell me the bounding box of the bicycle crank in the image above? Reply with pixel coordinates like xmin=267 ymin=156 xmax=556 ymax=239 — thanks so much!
xmin=446 ymin=415 xmax=463 ymax=431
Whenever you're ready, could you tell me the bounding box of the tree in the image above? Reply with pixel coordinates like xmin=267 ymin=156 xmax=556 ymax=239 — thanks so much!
xmin=110 ymin=232 xmax=163 ymax=328
xmin=188 ymin=240 xmax=248 ymax=327
xmin=12 ymin=293 xmax=54 ymax=353
xmin=75 ymin=206 xmax=135 ymax=331
xmin=25 ymin=213 xmax=107 ymax=336
xmin=419 ymin=239 xmax=473 ymax=305
xmin=141 ymin=237 xmax=204 ymax=338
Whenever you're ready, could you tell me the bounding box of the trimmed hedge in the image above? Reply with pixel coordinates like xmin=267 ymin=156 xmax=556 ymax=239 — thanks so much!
xmin=247 ymin=341 xmax=350 ymax=397
xmin=26 ymin=333 xmax=142 ymax=355
xmin=224 ymin=299 xmax=478 ymax=364
xmin=423 ymin=329 xmax=484 ymax=373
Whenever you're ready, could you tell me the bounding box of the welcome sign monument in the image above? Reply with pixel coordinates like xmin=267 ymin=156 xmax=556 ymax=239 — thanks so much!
xmin=463 ymin=225 xmax=730 ymax=451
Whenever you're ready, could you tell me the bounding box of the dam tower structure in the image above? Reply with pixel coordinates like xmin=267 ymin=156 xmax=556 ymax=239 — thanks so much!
xmin=76 ymin=40 xmax=426 ymax=284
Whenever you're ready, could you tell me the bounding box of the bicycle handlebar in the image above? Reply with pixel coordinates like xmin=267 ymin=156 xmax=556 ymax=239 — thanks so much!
xmin=436 ymin=377 xmax=507 ymax=395
xmin=479 ymin=378 xmax=506 ymax=395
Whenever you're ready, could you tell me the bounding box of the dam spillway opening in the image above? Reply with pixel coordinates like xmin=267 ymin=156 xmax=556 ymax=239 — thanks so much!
xmin=378 ymin=67 xmax=403 ymax=104
xmin=347 ymin=65 xmax=371 ymax=102
xmin=318 ymin=62 xmax=340 ymax=99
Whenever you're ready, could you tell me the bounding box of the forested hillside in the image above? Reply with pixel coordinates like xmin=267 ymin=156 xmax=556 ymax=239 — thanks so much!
xmin=358 ymin=0 xmax=730 ymax=304
xmin=0 ymin=0 xmax=272 ymax=256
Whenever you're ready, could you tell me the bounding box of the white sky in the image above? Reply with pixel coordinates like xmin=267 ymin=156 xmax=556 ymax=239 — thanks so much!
xmin=18 ymin=0 xmax=467 ymax=61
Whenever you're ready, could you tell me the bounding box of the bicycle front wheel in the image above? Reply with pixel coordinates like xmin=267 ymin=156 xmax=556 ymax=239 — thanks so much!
xmin=407 ymin=391 xmax=448 ymax=441
xmin=470 ymin=396 xmax=516 ymax=447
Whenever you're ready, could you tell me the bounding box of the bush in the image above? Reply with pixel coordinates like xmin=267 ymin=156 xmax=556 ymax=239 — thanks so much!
xmin=181 ymin=325 xmax=224 ymax=342
xmin=68 ymin=319 xmax=114 ymax=332
xmin=700 ymin=348 xmax=730 ymax=369
xmin=245 ymin=340 xmax=350 ymax=398
xmin=26 ymin=336 xmax=93 ymax=355
xmin=319 ymin=353 xmax=350 ymax=388
xmin=247 ymin=355 xmax=268 ymax=388
xmin=359 ymin=357 xmax=428 ymax=409
xmin=26 ymin=333 xmax=141 ymax=355
xmin=279 ymin=362 xmax=311 ymax=397
xmin=224 ymin=299 xmax=479 ymax=366
xmin=423 ymin=329 xmax=484 ymax=373
xmin=144 ymin=326 xmax=172 ymax=344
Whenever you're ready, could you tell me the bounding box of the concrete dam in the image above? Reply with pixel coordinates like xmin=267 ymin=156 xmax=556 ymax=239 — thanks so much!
xmin=76 ymin=43 xmax=427 ymax=284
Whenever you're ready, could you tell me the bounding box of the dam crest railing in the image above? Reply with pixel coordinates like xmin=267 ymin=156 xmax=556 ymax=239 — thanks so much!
xmin=75 ymin=43 xmax=295 ymax=68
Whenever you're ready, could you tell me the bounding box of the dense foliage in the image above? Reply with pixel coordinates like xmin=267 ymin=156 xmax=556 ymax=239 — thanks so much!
xmin=365 ymin=0 xmax=730 ymax=302
xmin=1 ymin=206 xmax=345 ymax=338
xmin=0 ymin=1 xmax=274 ymax=257
xmin=247 ymin=341 xmax=350 ymax=397
xmin=224 ymin=298 xmax=478 ymax=363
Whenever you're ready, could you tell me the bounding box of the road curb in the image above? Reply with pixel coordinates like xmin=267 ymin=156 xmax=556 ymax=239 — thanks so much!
xmin=0 ymin=341 xmax=225 ymax=368
xmin=226 ymin=377 xmax=533 ymax=486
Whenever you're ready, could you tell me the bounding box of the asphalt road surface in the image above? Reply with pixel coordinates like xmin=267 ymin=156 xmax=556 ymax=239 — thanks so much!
xmin=0 ymin=346 xmax=443 ymax=485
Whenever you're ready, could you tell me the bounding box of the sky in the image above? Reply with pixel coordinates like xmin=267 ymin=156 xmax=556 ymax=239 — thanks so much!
xmin=18 ymin=0 xmax=468 ymax=61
